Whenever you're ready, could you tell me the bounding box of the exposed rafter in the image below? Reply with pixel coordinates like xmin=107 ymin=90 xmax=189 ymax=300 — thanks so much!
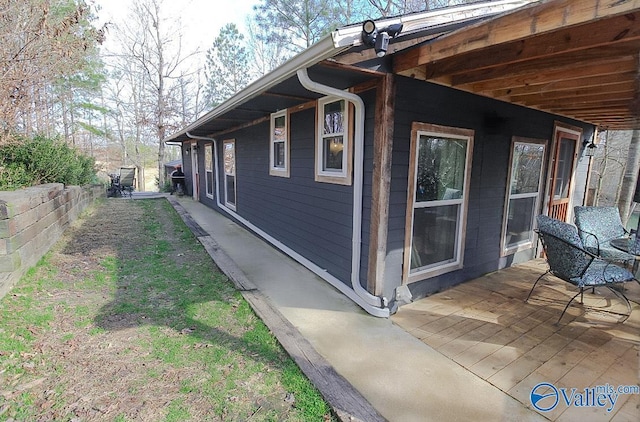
xmin=392 ymin=0 xmax=640 ymax=130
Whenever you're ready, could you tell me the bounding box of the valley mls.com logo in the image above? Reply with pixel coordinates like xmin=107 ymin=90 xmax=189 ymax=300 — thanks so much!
xmin=530 ymin=383 xmax=560 ymax=412
xmin=530 ymin=382 xmax=640 ymax=413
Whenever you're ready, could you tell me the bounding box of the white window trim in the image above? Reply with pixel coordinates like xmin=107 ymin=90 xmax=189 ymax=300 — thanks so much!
xmin=403 ymin=123 xmax=474 ymax=284
xmin=269 ymin=109 xmax=290 ymax=178
xmin=205 ymin=143 xmax=214 ymax=199
xmin=315 ymin=96 xmax=352 ymax=185
xmin=223 ymin=139 xmax=236 ymax=211
xmin=500 ymin=137 xmax=547 ymax=257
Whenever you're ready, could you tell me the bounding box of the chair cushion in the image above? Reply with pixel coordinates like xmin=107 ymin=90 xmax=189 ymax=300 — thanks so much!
xmin=574 ymin=206 xmax=626 ymax=245
xmin=537 ymin=215 xmax=592 ymax=279
xmin=597 ymin=245 xmax=636 ymax=263
xmin=571 ymin=259 xmax=635 ymax=286
xmin=537 ymin=215 xmax=583 ymax=248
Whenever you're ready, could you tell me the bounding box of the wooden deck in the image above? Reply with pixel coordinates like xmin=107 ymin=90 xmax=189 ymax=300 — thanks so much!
xmin=392 ymin=260 xmax=640 ymax=421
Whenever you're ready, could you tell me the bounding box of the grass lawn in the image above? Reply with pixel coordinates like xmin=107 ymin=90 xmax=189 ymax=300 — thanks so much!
xmin=0 ymin=199 xmax=334 ymax=421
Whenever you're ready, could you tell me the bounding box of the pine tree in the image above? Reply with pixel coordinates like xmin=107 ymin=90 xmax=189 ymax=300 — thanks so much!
xmin=204 ymin=24 xmax=252 ymax=108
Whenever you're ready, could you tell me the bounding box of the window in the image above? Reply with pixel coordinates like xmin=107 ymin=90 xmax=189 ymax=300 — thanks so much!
xmin=315 ymin=97 xmax=352 ymax=185
xmin=223 ymin=139 xmax=236 ymax=209
xmin=205 ymin=143 xmax=214 ymax=199
xmin=501 ymin=138 xmax=546 ymax=256
xmin=270 ymin=110 xmax=289 ymax=177
xmin=404 ymin=123 xmax=473 ymax=283
xmin=553 ymin=137 xmax=575 ymax=200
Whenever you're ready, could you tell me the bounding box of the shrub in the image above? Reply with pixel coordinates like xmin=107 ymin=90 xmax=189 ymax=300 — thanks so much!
xmin=0 ymin=135 xmax=96 ymax=190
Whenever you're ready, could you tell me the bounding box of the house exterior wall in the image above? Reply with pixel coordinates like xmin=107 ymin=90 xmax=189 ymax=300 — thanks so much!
xmin=384 ymin=76 xmax=593 ymax=301
xmin=190 ymin=89 xmax=379 ymax=290
xmin=179 ymin=76 xmax=593 ymax=309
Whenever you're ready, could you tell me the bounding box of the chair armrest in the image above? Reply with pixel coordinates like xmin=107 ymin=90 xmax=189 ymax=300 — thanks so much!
xmin=537 ymin=229 xmax=597 ymax=280
xmin=576 ymin=227 xmax=601 ymax=255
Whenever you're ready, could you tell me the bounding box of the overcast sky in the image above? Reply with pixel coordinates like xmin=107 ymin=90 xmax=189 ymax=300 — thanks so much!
xmin=94 ymin=0 xmax=259 ymax=56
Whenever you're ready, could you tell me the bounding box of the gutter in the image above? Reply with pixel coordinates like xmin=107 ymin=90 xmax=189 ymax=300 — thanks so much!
xmin=296 ymin=68 xmax=389 ymax=313
xmin=186 ymin=132 xmax=390 ymax=318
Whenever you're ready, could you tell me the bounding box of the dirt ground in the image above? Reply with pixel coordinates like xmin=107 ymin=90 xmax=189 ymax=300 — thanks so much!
xmin=1 ymin=198 xmax=318 ymax=421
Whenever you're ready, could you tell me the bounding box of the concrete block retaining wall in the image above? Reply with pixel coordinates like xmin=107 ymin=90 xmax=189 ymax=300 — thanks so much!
xmin=0 ymin=183 xmax=103 ymax=299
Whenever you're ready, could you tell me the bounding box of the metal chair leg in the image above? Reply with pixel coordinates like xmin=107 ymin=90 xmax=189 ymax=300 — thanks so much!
xmin=605 ymin=285 xmax=632 ymax=322
xmin=558 ymin=288 xmax=584 ymax=324
xmin=526 ymin=270 xmax=550 ymax=302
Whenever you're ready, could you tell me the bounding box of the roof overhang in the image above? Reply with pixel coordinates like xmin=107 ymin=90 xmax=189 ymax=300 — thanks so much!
xmin=393 ymin=0 xmax=640 ymax=130
xmin=163 ymin=0 xmax=533 ymax=144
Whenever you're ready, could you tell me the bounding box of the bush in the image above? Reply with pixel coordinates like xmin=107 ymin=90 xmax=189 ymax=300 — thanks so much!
xmin=160 ymin=178 xmax=173 ymax=193
xmin=0 ymin=135 xmax=97 ymax=190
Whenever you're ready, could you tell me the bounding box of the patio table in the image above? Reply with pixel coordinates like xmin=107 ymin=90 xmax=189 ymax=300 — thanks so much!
xmin=610 ymin=234 xmax=640 ymax=274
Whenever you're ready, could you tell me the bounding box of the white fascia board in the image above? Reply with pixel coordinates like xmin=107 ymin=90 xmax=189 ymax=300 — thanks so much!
xmin=333 ymin=0 xmax=536 ymax=47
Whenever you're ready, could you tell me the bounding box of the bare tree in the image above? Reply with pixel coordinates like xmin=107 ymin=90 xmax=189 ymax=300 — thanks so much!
xmin=591 ymin=131 xmax=627 ymax=206
xmin=246 ymin=18 xmax=290 ymax=78
xmin=618 ymin=129 xmax=640 ymax=225
xmin=367 ymin=0 xmax=499 ymax=17
xmin=253 ymin=0 xmax=344 ymax=54
xmin=107 ymin=0 xmax=198 ymax=189
xmin=0 ymin=0 xmax=105 ymax=143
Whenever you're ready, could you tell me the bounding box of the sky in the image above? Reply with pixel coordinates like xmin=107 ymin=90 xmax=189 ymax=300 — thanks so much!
xmin=93 ymin=0 xmax=259 ymax=57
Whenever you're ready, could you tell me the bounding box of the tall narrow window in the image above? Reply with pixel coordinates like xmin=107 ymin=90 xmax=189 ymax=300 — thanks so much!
xmin=223 ymin=139 xmax=236 ymax=209
xmin=404 ymin=123 xmax=473 ymax=283
xmin=501 ymin=138 xmax=546 ymax=256
xmin=205 ymin=143 xmax=214 ymax=199
xmin=315 ymin=97 xmax=352 ymax=185
xmin=270 ymin=110 xmax=289 ymax=177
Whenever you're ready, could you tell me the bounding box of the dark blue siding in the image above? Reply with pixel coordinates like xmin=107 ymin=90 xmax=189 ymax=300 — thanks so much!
xmin=200 ymin=105 xmax=371 ymax=286
xmin=388 ymin=76 xmax=594 ymax=300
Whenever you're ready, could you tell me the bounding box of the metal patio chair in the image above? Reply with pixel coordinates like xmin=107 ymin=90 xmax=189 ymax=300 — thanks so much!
xmin=574 ymin=206 xmax=634 ymax=266
xmin=119 ymin=167 xmax=136 ymax=198
xmin=526 ymin=215 xmax=636 ymax=323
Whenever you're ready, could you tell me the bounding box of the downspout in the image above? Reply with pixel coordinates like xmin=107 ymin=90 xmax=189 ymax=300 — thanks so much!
xmin=186 ymin=131 xmax=390 ymax=317
xmin=296 ymin=68 xmax=389 ymax=312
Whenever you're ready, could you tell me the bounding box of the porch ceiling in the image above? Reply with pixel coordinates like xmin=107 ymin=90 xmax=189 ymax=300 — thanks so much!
xmin=392 ymin=0 xmax=640 ymax=130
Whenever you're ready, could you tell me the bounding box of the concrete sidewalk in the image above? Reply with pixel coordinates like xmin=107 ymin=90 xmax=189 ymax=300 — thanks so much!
xmin=168 ymin=196 xmax=546 ymax=422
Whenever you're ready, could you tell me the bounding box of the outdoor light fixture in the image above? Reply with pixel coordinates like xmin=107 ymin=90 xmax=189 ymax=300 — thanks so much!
xmin=584 ymin=139 xmax=597 ymax=157
xmin=362 ymin=20 xmax=377 ymax=46
xmin=361 ymin=20 xmax=403 ymax=57
xmin=585 ymin=141 xmax=597 ymax=157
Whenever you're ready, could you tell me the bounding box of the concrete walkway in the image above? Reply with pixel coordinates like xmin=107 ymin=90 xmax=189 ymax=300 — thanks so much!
xmin=168 ymin=196 xmax=546 ymax=422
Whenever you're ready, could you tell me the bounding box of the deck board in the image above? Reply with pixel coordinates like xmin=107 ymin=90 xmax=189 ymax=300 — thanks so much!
xmin=392 ymin=260 xmax=640 ymax=421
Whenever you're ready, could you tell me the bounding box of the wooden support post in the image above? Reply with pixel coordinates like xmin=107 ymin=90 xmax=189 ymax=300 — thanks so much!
xmin=367 ymin=74 xmax=395 ymax=296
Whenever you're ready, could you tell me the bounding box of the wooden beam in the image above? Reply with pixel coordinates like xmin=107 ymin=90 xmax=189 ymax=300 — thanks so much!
xmin=511 ymin=81 xmax=636 ymax=104
xmin=367 ymin=74 xmax=396 ymax=296
xmin=451 ymin=46 xmax=640 ymax=86
xmin=576 ymin=111 xmax=634 ymax=116
xmin=393 ymin=0 xmax=640 ymax=74
xmin=409 ymin=13 xmax=640 ymax=80
xmin=262 ymin=91 xmax=316 ymax=102
xmin=551 ymin=103 xmax=634 ymax=113
xmin=451 ymin=55 xmax=636 ymax=92
xmin=489 ymin=72 xmax=638 ymax=99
